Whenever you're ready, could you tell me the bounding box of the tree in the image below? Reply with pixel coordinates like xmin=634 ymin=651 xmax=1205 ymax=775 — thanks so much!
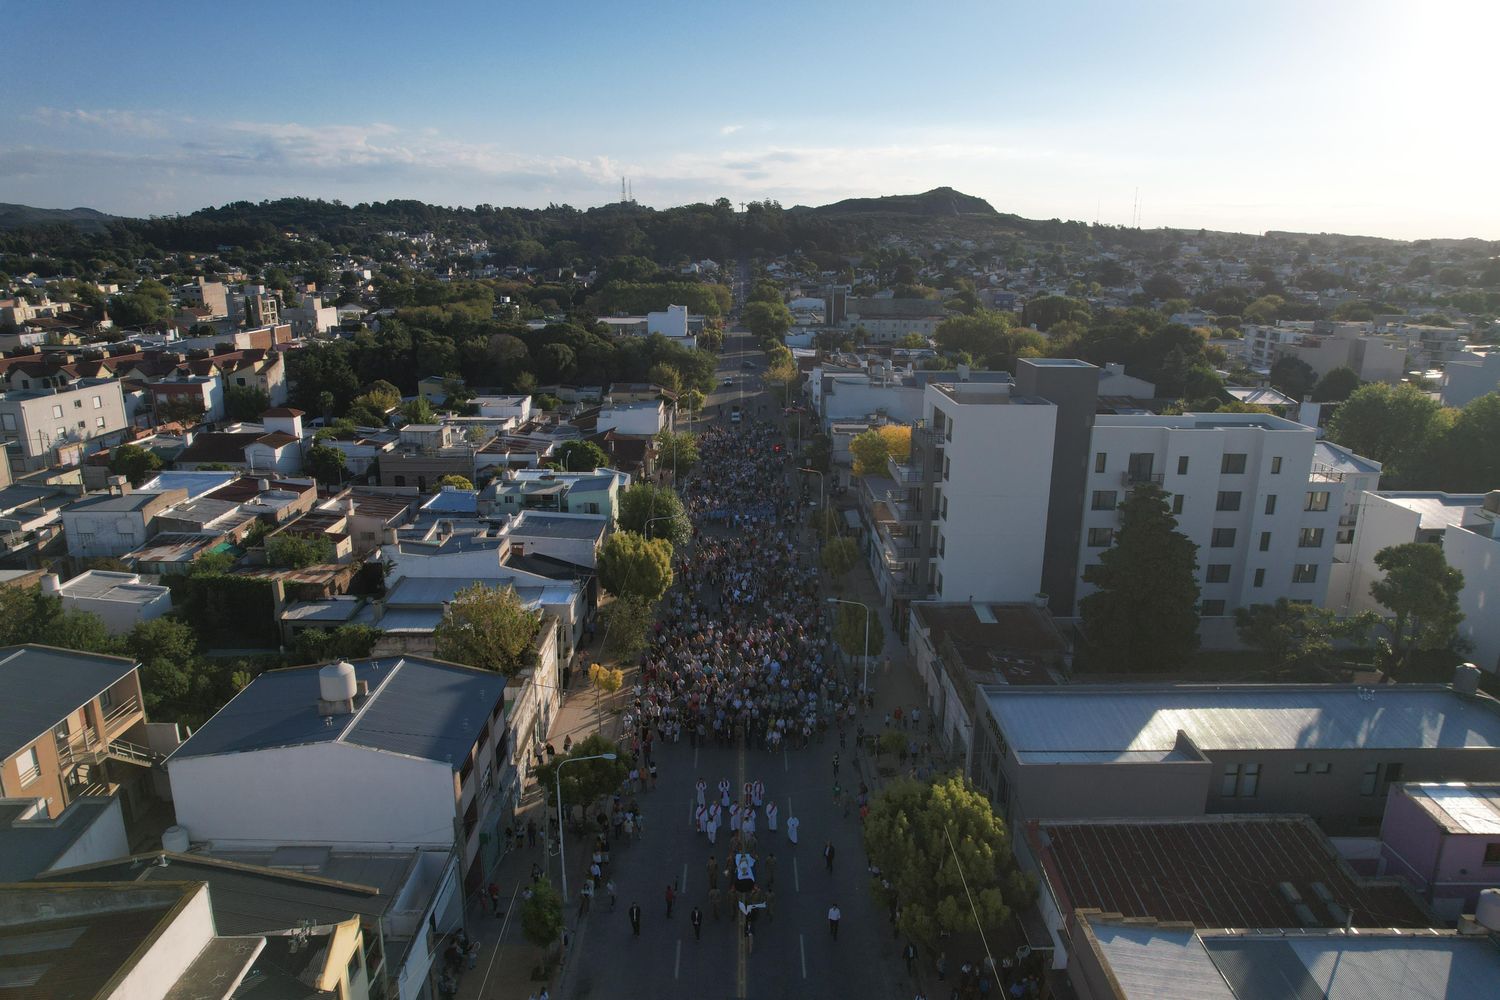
xmin=820 ymin=537 xmax=859 ymax=590
xmin=1021 ymin=296 xmax=1091 ymax=333
xmin=1142 ymin=273 xmax=1187 ymax=301
xmin=305 ymin=443 xmax=347 ymax=485
xmin=1431 ymin=393 xmax=1500 ymax=493
xmin=833 ymin=601 xmax=885 ymax=662
xmin=156 ymin=396 xmax=206 ymax=428
xmin=223 ymin=384 xmax=271 ymax=421
xmin=433 ymin=583 xmax=543 ymax=675
xmin=1325 ymin=383 xmax=1444 ymax=477
xmin=680 ymin=387 xmax=705 ymax=415
xmin=399 ymin=397 xmax=435 ymax=424
xmin=124 ymin=616 xmax=201 ymax=715
xmin=265 ymin=533 xmax=336 ymax=568
xmin=535 ymin=733 xmax=631 ymax=820
xmin=934 ymin=309 xmax=1014 ymax=355
xmin=849 ymin=425 xmax=912 ymax=476
xmin=1269 ymin=356 xmax=1318 ymax=400
xmin=1079 ymin=483 xmax=1200 ymax=672
xmin=600 ymin=595 xmax=654 ymax=661
xmin=109 ymin=444 xmax=163 ymax=485
xmin=896 ymin=332 xmax=929 ymax=349
xmin=437 ymin=474 xmax=474 ymax=490
xmin=1311 ymin=366 xmax=1361 ymax=403
xmin=617 ymin=483 xmax=691 ymax=546
xmin=596 ymin=531 xmax=673 ymax=602
xmin=1369 ymin=542 xmax=1465 ymax=674
xmin=742 ymin=300 xmax=793 ymax=343
xmin=1234 ymin=599 xmax=1377 ymax=678
xmin=587 ymin=661 xmax=625 ymax=729
xmin=863 ymin=775 xmax=1035 ymax=951
xmin=290 ymin=624 xmax=383 ymax=665
xmin=556 ymin=439 xmax=609 ymax=472
xmin=646 ymin=362 xmax=683 ymax=394
xmin=520 ymin=878 xmax=564 ymax=955
xmin=654 ymin=429 xmax=699 ymax=475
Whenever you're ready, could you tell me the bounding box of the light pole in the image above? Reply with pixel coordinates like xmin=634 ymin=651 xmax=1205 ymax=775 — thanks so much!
xmin=826 ymin=596 xmax=872 ymax=695
xmin=643 ymin=513 xmax=684 ymax=543
xmin=798 ymin=467 xmax=825 ymax=513
xmin=556 ymin=752 xmax=616 ymax=903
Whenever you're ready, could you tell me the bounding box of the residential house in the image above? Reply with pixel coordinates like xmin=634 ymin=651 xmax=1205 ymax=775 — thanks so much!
xmin=0 ymin=794 xmax=129 ymax=881
xmin=840 ymin=297 xmax=948 ymax=342
xmin=378 ymin=424 xmax=476 ymax=491
xmin=497 ymin=510 xmax=606 ymax=567
xmin=47 ymin=570 xmax=172 ymax=634
xmin=60 ymin=482 xmax=188 ymax=559
xmin=0 ymin=645 xmax=156 ymax=821
xmin=1441 ymin=350 xmax=1500 ymax=408
xmin=0 ymin=378 xmax=130 ymax=472
xmin=166 ymin=657 xmax=513 ymax=892
xmin=595 ymin=399 xmax=667 ymax=436
xmin=1380 ymin=782 xmax=1500 ymax=918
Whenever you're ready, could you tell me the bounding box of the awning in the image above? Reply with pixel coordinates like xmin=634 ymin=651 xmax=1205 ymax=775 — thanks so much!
xmin=843 ymin=509 xmax=862 ymax=530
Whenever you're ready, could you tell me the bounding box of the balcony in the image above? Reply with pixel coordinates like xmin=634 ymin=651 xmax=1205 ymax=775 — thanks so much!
xmin=1121 ymin=471 xmax=1164 ymax=487
xmin=102 ymin=694 xmax=142 ymax=735
xmin=887 ymin=458 xmax=925 ymax=485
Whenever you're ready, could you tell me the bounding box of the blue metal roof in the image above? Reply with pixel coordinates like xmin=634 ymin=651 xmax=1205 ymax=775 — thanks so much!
xmin=0 ymin=797 xmax=119 ymax=881
xmin=139 ymin=470 xmax=240 ymax=498
xmin=0 ymin=646 xmax=138 ymax=760
xmin=170 ymin=656 xmax=507 ymax=766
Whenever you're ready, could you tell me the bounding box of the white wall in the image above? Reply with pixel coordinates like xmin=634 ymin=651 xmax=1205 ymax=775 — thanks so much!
xmin=60 ymin=582 xmax=172 ymax=634
xmin=821 ymin=380 xmax=924 ymax=427
xmin=1442 ymin=353 xmax=1500 ymax=408
xmin=104 ymin=883 xmax=220 ymax=1000
xmin=928 ymin=385 xmax=1057 ymax=603
xmin=168 ymin=742 xmax=457 ymax=850
xmin=1445 ymin=525 xmax=1500 ymax=674
xmin=1335 ymin=493 xmax=1421 ymax=617
xmin=47 ymin=797 xmax=130 ymax=872
xmin=596 ymin=403 xmax=665 ymax=436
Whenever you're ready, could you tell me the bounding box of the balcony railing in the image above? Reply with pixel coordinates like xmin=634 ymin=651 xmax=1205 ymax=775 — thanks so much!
xmin=887 ymin=459 xmax=925 ymax=485
xmin=1121 ymin=471 xmax=1164 ymax=486
xmin=103 ymin=695 xmax=141 ymax=732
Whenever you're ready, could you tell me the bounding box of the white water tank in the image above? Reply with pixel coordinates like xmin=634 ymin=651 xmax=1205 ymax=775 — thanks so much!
xmin=319 ymin=661 xmax=358 ymax=703
xmin=162 ymin=825 xmax=190 ymax=853
xmin=1454 ymin=663 xmax=1481 ymax=695
xmin=1478 ymin=888 xmax=1500 ymax=931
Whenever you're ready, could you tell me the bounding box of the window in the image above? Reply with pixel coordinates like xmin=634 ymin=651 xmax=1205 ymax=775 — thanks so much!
xmin=1172 ymin=494 xmax=1184 ymax=515
xmin=1294 ymin=762 xmax=1310 ymax=774
xmin=348 ymin=946 xmax=363 ymax=983
xmin=1094 ymin=452 xmax=1107 ymax=473
xmin=51 ymin=404 xmax=63 ymax=418
xmin=1211 ymin=528 xmax=1236 ymax=547
xmin=941 ymin=496 xmax=948 ymax=520
xmin=0 ymin=414 xmax=13 ymax=430
xmin=943 ymin=456 xmax=950 ymax=480
xmin=1221 ymin=453 xmax=1247 ymax=474
xmin=1091 ymin=490 xmax=1117 ymax=511
xmin=1088 ymin=527 xmax=1114 ymax=547
xmin=73 ymin=399 xmax=82 ymax=409
xmin=394 ymin=476 xmax=406 ymax=487
xmin=1177 ymin=456 xmax=1189 ymax=475
xmin=236 ymin=377 xmax=247 ymax=386
xmin=1220 ymin=764 xmax=1240 ymax=797
xmin=935 ymin=572 xmax=943 ymax=596
xmin=1299 ymin=527 xmax=1325 ymax=548
xmin=92 ymin=395 xmax=102 ymax=409
xmin=1253 ymin=568 xmax=1265 ymax=587
xmin=1361 ymin=763 xmax=1382 ymax=796
xmin=1240 ymin=762 xmax=1260 ymax=796
xmin=1264 ymin=495 xmax=1277 ymax=515
xmin=1259 ymin=531 xmax=1272 ymax=552
xmin=1220 ymin=762 xmax=1258 ymax=796
xmin=1201 ymin=599 xmax=1226 ymax=616
xmin=1216 ymin=491 xmax=1242 ymax=512
xmin=1483 ymin=843 xmax=1500 ymax=866
xmin=1292 ymin=563 xmax=1318 ymax=584
xmin=938 ymin=533 xmax=946 ymax=557
xmin=1314 ymin=762 xmax=1331 ymax=774
xmin=1271 ymin=456 xmax=1283 ymax=474
xmin=18 ymin=746 xmax=40 ymax=785
xmin=1206 ymin=564 xmax=1231 ymax=583
xmin=1305 ymin=491 xmax=1330 ymax=512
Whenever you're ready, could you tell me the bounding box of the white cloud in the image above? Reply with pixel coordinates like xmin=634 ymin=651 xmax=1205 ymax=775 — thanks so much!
xmin=719 ymin=124 xmax=743 ymax=135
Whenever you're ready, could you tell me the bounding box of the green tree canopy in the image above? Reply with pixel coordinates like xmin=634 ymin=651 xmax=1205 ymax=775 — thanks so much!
xmin=1233 ymin=599 xmax=1377 ymax=679
xmin=1021 ymin=295 xmax=1091 ymax=332
xmin=1079 ymin=483 xmax=1201 ymax=672
xmin=557 ymin=439 xmax=609 ymax=472
xmin=1310 ymin=366 xmax=1361 ymax=403
xmin=1325 ymin=383 xmax=1445 ymax=479
xmin=849 ymin=425 xmax=911 ymax=476
xmin=596 ymin=530 xmax=673 ymax=602
xmin=535 ymin=733 xmax=632 ymax=827
xmin=599 ymin=595 xmax=654 ymax=662
xmin=433 ymin=582 xmax=543 ymax=675
xmin=654 ymin=429 xmax=700 ymax=474
xmin=305 ymin=443 xmax=347 ymax=485
xmin=520 ymin=878 xmax=564 ymax=951
xmin=820 ymin=536 xmax=859 ymax=589
xmin=1430 ymin=393 xmax=1500 ymax=493
xmin=266 ymin=533 xmax=336 ymax=569
xmin=289 ymin=624 xmax=384 ymax=665
xmin=1370 ymin=542 xmax=1465 ymax=673
xmin=833 ymin=601 xmax=885 ymax=661
xmin=616 ymin=483 xmax=691 ymax=546
xmin=109 ymin=443 xmax=163 ymax=485
xmin=743 ymin=300 xmax=793 ymax=343
xmin=863 ymin=775 xmax=1035 ymax=951
xmin=436 ymin=474 xmax=474 ymax=490
xmin=1269 ymin=356 xmax=1318 ymax=400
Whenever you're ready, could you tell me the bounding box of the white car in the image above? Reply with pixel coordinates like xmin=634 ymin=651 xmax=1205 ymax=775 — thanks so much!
xmin=722 ymin=376 xmax=734 ymax=386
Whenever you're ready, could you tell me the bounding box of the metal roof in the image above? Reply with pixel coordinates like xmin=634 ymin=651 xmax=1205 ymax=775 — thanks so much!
xmin=508 ymin=513 xmax=606 ymax=539
xmin=1400 ymin=782 xmax=1500 ymax=835
xmin=168 ymin=656 xmax=507 ymax=765
xmin=0 ymin=646 xmax=138 ymax=760
xmin=1086 ymin=923 xmax=1234 ymax=1000
xmin=0 ymin=797 xmax=119 ymax=881
xmin=987 ymin=685 xmax=1500 ymax=756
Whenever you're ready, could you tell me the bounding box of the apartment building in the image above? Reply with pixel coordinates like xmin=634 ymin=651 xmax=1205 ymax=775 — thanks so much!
xmin=0 ymin=378 xmax=129 ymax=472
xmin=167 ymin=656 xmax=512 ymax=892
xmin=60 ymin=483 xmax=188 ymax=559
xmin=1077 ymin=412 xmax=1344 ymax=617
xmin=0 ymin=645 xmax=154 ymax=820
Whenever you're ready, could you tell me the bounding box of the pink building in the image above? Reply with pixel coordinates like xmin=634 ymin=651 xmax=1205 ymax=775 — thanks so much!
xmin=1380 ymin=782 xmax=1500 ymax=919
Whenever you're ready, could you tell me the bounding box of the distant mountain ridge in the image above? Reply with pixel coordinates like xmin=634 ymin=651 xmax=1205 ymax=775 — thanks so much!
xmin=797 ymin=186 xmax=998 ymax=218
xmin=0 ymin=203 xmax=118 ymax=232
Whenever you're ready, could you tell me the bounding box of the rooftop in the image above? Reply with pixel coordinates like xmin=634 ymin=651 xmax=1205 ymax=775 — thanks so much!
xmin=140 ymin=469 xmax=241 ymax=498
xmin=0 ymin=797 xmax=119 ymax=881
xmin=56 ymin=569 xmax=170 ymax=606
xmin=1034 ymin=815 xmax=1430 ymax=930
xmin=1396 ymin=782 xmax=1500 ymax=835
xmin=1377 ymin=491 xmax=1489 ymax=531
xmin=64 ymin=491 xmax=169 ymax=514
xmin=986 ymin=684 xmax=1500 ymax=760
xmin=1313 ymin=440 xmax=1383 ymax=477
xmin=912 ymin=602 xmax=1065 ymax=686
xmin=506 ymin=511 xmax=608 ymax=540
xmin=0 ymin=645 xmax=138 ymax=759
xmin=169 ymin=656 xmax=506 ymax=767
xmin=1081 ymin=915 xmax=1500 ymax=1000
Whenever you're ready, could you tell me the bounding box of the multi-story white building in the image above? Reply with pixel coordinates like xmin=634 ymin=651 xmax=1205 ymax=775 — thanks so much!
xmin=0 ymin=378 xmax=129 ymax=472
xmin=1077 ymin=413 xmax=1344 ymax=618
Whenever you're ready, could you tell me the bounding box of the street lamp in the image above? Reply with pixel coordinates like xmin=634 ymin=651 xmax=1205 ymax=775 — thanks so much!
xmin=826 ymin=597 xmax=872 ymax=695
xmin=556 ymin=752 xmax=617 ymax=903
xmin=798 ymin=467 xmax=825 ymax=512
xmin=643 ymin=513 xmax=684 ymax=542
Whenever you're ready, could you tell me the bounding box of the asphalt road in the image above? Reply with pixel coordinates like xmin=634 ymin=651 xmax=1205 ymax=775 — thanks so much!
xmin=562 ymin=329 xmax=909 ymax=1000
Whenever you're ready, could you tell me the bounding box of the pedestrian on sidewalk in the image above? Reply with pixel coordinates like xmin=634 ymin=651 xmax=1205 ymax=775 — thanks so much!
xmin=606 ymin=879 xmax=617 ymax=909
xmin=786 ymin=813 xmax=799 ymax=845
xmin=828 ymin=903 xmax=842 ymax=939
xmin=487 ymin=882 xmax=502 ymax=917
xmin=629 ymin=902 xmax=642 ymax=936
xmin=824 ymin=841 xmax=836 ymax=872
xmin=578 ymin=878 xmax=593 ymax=916
xmin=904 ymin=941 xmax=919 ymax=975
xmin=690 ymin=906 xmax=703 ymax=940
xmin=664 ymin=883 xmax=676 ymax=918
xmin=706 ymin=855 xmax=718 ymax=891
xmin=526 ymin=818 xmax=537 ymax=847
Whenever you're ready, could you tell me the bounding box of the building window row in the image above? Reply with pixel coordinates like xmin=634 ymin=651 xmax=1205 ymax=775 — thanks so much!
xmin=1292 ymin=762 xmax=1333 ymax=775
xmin=1220 ymin=762 xmax=1260 ymax=797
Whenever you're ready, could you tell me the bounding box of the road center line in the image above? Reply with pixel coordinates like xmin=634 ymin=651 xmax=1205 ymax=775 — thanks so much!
xmin=793 ymin=856 xmax=800 ymax=892
xmin=800 ymin=933 xmax=807 ymax=978
xmin=675 ymin=938 xmax=682 ymax=978
xmin=680 ymin=862 xmax=688 ymax=894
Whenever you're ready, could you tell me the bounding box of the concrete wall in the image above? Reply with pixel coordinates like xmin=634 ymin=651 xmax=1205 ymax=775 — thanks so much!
xmin=61 ymin=581 xmax=172 ymax=634
xmin=168 ymin=741 xmax=458 ymax=849
xmin=107 ymin=883 xmax=218 ymax=1000
xmin=47 ymin=796 xmax=130 ymax=873
xmin=1441 ymin=353 xmax=1500 ymax=408
xmin=1445 ymin=525 xmax=1500 ymax=674
xmin=1007 ymin=757 xmax=1213 ymax=822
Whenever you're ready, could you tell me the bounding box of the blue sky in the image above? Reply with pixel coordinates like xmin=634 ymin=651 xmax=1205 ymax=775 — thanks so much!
xmin=3 ymin=0 xmax=1496 ymax=239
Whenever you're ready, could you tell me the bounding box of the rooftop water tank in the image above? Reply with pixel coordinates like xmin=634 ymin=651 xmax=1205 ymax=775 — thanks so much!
xmin=319 ymin=661 xmax=358 ymax=703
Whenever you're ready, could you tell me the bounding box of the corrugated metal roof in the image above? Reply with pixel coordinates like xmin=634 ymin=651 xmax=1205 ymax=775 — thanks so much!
xmin=169 ymin=656 xmax=506 ymax=765
xmin=1089 ymin=923 xmax=1235 ymax=1000
xmin=1403 ymin=783 xmax=1500 ymax=834
xmin=0 ymin=646 xmax=137 ymax=759
xmin=987 ymin=685 xmax=1500 ymax=754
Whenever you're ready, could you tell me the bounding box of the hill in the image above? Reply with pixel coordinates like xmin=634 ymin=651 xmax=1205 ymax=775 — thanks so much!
xmin=0 ymin=203 xmax=119 ymax=233
xmin=798 ymin=186 xmax=997 ymax=218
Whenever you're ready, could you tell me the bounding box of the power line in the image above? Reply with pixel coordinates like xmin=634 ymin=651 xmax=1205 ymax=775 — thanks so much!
xmin=943 ymin=821 xmax=998 ymax=975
